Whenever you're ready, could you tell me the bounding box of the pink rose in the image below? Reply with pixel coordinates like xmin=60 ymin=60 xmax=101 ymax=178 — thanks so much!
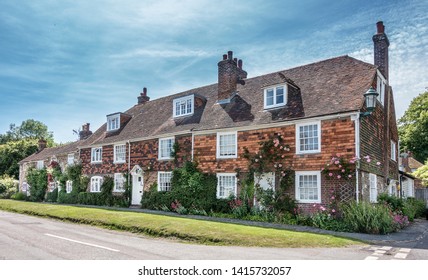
xmin=337 ymin=175 xmax=341 ymax=179
xmin=329 ymin=173 xmax=333 ymax=177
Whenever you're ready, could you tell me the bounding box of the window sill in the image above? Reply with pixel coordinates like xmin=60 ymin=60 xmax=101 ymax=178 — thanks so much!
xmin=91 ymin=161 xmax=102 ymax=164
xmin=263 ymin=104 xmax=286 ymax=110
xmin=114 ymin=161 xmax=126 ymax=164
xmin=216 ymin=155 xmax=238 ymax=159
xmin=296 ymin=200 xmax=321 ymax=204
xmin=296 ymin=151 xmax=321 ymax=155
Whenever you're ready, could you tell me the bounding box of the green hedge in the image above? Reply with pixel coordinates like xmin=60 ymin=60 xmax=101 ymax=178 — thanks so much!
xmin=142 ymin=161 xmax=219 ymax=213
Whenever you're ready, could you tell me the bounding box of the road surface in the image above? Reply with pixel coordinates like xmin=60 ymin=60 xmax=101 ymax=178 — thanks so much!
xmin=0 ymin=210 xmax=426 ymax=260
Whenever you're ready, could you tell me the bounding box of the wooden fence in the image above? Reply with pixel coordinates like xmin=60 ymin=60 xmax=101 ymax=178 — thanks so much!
xmin=415 ymin=188 xmax=428 ymax=202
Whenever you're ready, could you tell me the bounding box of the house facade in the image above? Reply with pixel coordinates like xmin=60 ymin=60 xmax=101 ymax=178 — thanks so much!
xmin=77 ymin=22 xmax=399 ymax=208
xmin=19 ymin=124 xmax=92 ymax=194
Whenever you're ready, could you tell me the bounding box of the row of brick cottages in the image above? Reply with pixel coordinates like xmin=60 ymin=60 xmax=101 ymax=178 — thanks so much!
xmin=19 ymin=22 xmax=411 ymax=209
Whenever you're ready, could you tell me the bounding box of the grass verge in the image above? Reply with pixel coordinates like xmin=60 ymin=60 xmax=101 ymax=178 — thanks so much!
xmin=0 ymin=200 xmax=363 ymax=247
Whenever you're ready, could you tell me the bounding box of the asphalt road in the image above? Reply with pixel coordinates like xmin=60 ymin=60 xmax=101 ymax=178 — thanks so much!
xmin=0 ymin=210 xmax=426 ymax=260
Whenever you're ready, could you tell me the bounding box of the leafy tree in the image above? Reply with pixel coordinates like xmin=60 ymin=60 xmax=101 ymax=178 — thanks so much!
xmin=398 ymin=91 xmax=428 ymax=163
xmin=413 ymin=161 xmax=428 ymax=187
xmin=0 ymin=139 xmax=38 ymax=179
xmin=0 ymin=119 xmax=54 ymax=145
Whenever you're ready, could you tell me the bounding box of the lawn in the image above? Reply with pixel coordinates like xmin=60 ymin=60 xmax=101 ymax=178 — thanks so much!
xmin=0 ymin=200 xmax=363 ymax=248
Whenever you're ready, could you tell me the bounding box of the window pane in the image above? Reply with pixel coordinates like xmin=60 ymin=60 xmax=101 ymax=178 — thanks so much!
xmin=298 ymin=124 xmax=319 ymax=152
xmin=298 ymin=174 xmax=318 ymax=201
xmin=219 ymin=134 xmax=236 ymax=156
xmin=276 ymin=86 xmax=284 ymax=104
xmin=266 ymin=89 xmax=274 ymax=106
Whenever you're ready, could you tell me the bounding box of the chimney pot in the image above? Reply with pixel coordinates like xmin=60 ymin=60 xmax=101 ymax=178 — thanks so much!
xmin=227 ymin=51 xmax=233 ymax=60
xmin=138 ymin=87 xmax=150 ymax=104
xmin=233 ymin=58 xmax=238 ymax=65
xmin=222 ymin=54 xmax=227 ymax=60
xmin=376 ymin=21 xmax=385 ymax=34
xmin=238 ymin=59 xmax=243 ymax=69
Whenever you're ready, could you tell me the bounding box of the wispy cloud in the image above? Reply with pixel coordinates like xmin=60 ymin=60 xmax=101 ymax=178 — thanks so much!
xmin=1 ymin=0 xmax=427 ymax=143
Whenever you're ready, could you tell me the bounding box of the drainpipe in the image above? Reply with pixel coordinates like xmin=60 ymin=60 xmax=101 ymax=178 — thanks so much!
xmin=191 ymin=129 xmax=195 ymax=161
xmin=127 ymin=140 xmax=131 ymax=185
xmin=352 ymin=113 xmax=361 ymax=203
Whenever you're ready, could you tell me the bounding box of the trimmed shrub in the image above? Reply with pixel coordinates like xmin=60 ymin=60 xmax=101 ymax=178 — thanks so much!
xmin=58 ymin=190 xmax=78 ymax=204
xmin=46 ymin=188 xmax=58 ymax=202
xmin=142 ymin=161 xmax=218 ymax=213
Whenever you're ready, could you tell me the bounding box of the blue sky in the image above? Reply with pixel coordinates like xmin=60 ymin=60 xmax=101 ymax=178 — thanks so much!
xmin=1 ymin=0 xmax=427 ymax=143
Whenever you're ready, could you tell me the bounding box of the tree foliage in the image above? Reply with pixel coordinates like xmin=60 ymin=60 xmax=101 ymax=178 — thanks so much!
xmin=0 ymin=119 xmax=54 ymax=145
xmin=398 ymin=91 xmax=428 ymax=163
xmin=413 ymin=161 xmax=428 ymax=187
xmin=0 ymin=139 xmax=38 ymax=179
xmin=0 ymin=119 xmax=54 ymax=179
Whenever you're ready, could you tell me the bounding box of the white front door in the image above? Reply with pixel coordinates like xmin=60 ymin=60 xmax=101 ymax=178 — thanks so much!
xmin=132 ymin=174 xmax=144 ymax=205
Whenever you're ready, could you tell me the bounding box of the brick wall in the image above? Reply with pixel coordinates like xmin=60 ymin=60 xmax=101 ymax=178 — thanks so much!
xmin=81 ymin=134 xmax=192 ymax=176
xmin=194 ymin=117 xmax=356 ymax=173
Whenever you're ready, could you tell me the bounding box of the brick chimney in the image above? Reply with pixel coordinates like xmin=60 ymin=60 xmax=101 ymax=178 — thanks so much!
xmin=217 ymin=51 xmax=247 ymax=102
xmin=79 ymin=123 xmax=92 ymax=140
xmin=38 ymin=139 xmax=47 ymax=152
xmin=373 ymin=21 xmax=390 ymax=80
xmin=138 ymin=87 xmax=150 ymax=104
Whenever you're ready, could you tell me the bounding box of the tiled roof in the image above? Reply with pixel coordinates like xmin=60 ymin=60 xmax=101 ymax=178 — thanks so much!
xmin=19 ymin=141 xmax=81 ymax=164
xmin=80 ymin=55 xmax=377 ymax=147
xmin=409 ymin=157 xmax=424 ymax=170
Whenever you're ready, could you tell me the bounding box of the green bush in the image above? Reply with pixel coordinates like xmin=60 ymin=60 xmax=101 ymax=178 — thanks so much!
xmin=11 ymin=192 xmax=27 ymax=201
xmin=378 ymin=193 xmax=404 ymax=211
xmin=341 ymin=201 xmax=394 ymax=234
xmin=26 ymin=168 xmax=48 ymax=202
xmin=0 ymin=175 xmax=18 ymax=199
xmin=78 ymin=192 xmax=101 ymax=205
xmin=46 ymin=188 xmax=58 ymax=202
xmin=57 ymin=190 xmax=78 ymax=204
xmin=142 ymin=161 xmax=218 ymax=213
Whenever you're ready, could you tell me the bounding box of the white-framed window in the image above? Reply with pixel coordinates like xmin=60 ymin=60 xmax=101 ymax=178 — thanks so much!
xmin=107 ymin=114 xmax=120 ymax=131
xmin=66 ymin=180 xmax=73 ymax=194
xmin=254 ymin=172 xmax=275 ymax=190
xmin=114 ymin=144 xmax=126 ymax=163
xmin=158 ymin=137 xmax=174 ymax=160
xmin=217 ymin=132 xmax=237 ymax=159
xmin=369 ymin=173 xmax=378 ymax=203
xmin=114 ymin=173 xmax=125 ymax=192
xmin=51 ymin=156 xmax=57 ymax=163
xmin=67 ymin=154 xmax=74 ymax=165
xmin=91 ymin=147 xmax=102 ymax=163
xmin=158 ymin=172 xmax=172 ymax=192
xmin=391 ymin=140 xmax=397 ymax=161
xmin=296 ymin=121 xmax=321 ymax=154
xmin=173 ymin=95 xmax=194 ymax=117
xmin=376 ymin=73 xmax=386 ymax=106
xmin=36 ymin=160 xmax=44 ymax=170
xmin=264 ymin=84 xmax=287 ymax=109
xmin=295 ymin=171 xmax=321 ymax=203
xmin=216 ymin=173 xmax=237 ymax=198
xmin=90 ymin=176 xmax=103 ymax=193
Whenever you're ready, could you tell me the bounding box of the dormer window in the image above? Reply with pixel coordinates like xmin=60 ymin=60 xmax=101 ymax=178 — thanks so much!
xmin=173 ymin=95 xmax=194 ymax=117
xmin=107 ymin=114 xmax=120 ymax=131
xmin=264 ymin=84 xmax=287 ymax=109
